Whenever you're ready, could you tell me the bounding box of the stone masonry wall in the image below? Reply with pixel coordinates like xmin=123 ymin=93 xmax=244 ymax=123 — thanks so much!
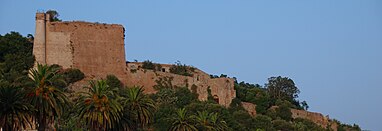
xmin=241 ymin=102 xmax=338 ymax=130
xmin=46 ymin=24 xmax=72 ymax=68
xmin=125 ymin=63 xmax=236 ymax=107
xmin=33 ymin=13 xmax=127 ymax=80
xmin=291 ymin=109 xmax=337 ymax=130
xmin=33 ymin=12 xmax=236 ymax=107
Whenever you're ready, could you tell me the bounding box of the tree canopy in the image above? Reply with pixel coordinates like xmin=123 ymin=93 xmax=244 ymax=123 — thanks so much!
xmin=46 ymin=10 xmax=61 ymax=22
xmin=266 ymin=76 xmax=300 ymax=102
xmin=0 ymin=32 xmax=34 ymax=86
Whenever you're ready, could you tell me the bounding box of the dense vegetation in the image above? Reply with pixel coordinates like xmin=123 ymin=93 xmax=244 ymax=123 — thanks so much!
xmin=0 ymin=32 xmax=362 ymax=131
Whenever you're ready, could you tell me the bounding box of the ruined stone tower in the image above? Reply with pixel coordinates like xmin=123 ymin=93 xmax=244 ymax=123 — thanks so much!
xmin=33 ymin=13 xmax=48 ymax=65
xmin=33 ymin=12 xmax=127 ymax=79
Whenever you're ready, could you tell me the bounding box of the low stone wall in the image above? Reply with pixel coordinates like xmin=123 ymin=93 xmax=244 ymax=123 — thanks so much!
xmin=124 ymin=62 xmax=236 ymax=107
xmin=241 ymin=102 xmax=257 ymax=116
xmin=291 ymin=109 xmax=338 ymax=130
xmin=241 ymin=103 xmax=338 ymax=130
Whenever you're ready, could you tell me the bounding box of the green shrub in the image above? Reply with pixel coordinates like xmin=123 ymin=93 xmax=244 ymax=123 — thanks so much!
xmin=175 ymin=87 xmax=198 ymax=108
xmin=210 ymin=75 xmax=219 ymax=78
xmin=276 ymin=102 xmax=292 ymax=121
xmin=151 ymin=88 xmax=177 ymax=106
xmin=142 ymin=60 xmax=155 ymax=70
xmin=293 ymin=118 xmax=326 ymax=131
xmin=220 ymin=74 xmax=227 ymax=78
xmin=234 ymin=81 xmax=271 ymax=114
xmin=62 ymin=68 xmax=85 ymax=84
xmin=265 ymin=108 xmax=277 ymax=120
xmin=253 ymin=115 xmax=274 ymax=130
xmin=152 ymin=105 xmax=176 ymax=131
xmin=336 ymin=120 xmax=361 ymax=131
xmin=230 ymin=110 xmax=256 ymax=130
xmin=153 ymin=76 xmax=174 ymax=90
xmin=272 ymin=119 xmax=294 ymax=130
xmin=142 ymin=60 xmax=162 ymax=71
xmin=229 ymin=98 xmax=243 ymax=111
xmin=106 ymin=74 xmax=123 ymax=89
xmin=169 ymin=61 xmax=195 ymax=76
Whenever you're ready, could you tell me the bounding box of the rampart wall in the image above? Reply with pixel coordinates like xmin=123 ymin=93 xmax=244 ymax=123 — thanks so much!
xmin=33 ymin=12 xmax=236 ymax=107
xmin=125 ymin=63 xmax=236 ymax=107
xmin=241 ymin=102 xmax=338 ymax=130
xmin=291 ymin=109 xmax=338 ymax=130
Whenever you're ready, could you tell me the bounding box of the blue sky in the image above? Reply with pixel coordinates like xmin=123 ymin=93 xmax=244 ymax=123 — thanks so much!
xmin=1 ymin=0 xmax=381 ymax=130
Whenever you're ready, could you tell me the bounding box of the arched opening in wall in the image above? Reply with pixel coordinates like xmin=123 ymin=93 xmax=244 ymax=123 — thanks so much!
xmin=162 ymin=68 xmax=166 ymax=72
xmin=213 ymin=95 xmax=219 ymax=104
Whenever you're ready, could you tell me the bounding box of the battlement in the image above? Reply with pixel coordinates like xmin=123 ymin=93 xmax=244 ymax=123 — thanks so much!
xmin=35 ymin=12 xmax=47 ymax=20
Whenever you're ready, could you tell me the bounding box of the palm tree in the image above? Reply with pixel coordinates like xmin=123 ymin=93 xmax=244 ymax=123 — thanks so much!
xmin=169 ymin=108 xmax=197 ymax=131
xmin=76 ymin=80 xmax=123 ymax=131
xmin=0 ymin=85 xmax=33 ymax=130
xmin=112 ymin=108 xmax=136 ymax=131
xmin=194 ymin=111 xmax=228 ymax=131
xmin=26 ymin=64 xmax=69 ymax=131
xmin=194 ymin=111 xmax=213 ymax=130
xmin=119 ymin=86 xmax=156 ymax=130
xmin=208 ymin=112 xmax=228 ymax=131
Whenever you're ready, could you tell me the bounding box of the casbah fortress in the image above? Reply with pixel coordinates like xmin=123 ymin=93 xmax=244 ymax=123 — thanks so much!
xmin=32 ymin=12 xmax=236 ymax=107
xmin=32 ymin=12 xmax=338 ymax=130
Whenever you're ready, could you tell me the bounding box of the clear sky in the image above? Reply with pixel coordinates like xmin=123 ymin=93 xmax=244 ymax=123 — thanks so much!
xmin=1 ymin=0 xmax=381 ymax=130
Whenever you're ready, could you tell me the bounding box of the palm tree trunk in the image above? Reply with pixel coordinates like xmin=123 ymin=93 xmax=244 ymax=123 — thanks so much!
xmin=38 ymin=116 xmax=46 ymax=131
xmin=38 ymin=123 xmax=46 ymax=131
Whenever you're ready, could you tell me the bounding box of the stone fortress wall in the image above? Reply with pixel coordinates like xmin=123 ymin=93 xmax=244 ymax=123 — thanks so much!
xmin=125 ymin=62 xmax=236 ymax=107
xmin=32 ymin=13 xmax=338 ymax=126
xmin=33 ymin=12 xmax=236 ymax=107
xmin=241 ymin=102 xmax=338 ymax=130
xmin=33 ymin=13 xmax=127 ymax=80
xmin=290 ymin=109 xmax=338 ymax=129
